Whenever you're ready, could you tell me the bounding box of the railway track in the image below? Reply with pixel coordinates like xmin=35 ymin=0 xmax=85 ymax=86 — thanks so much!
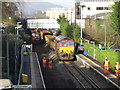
xmin=63 ymin=61 xmax=103 ymax=89
xmin=33 ymin=42 xmax=117 ymax=89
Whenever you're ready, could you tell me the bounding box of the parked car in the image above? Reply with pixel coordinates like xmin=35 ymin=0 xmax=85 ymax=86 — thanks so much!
xmin=76 ymin=44 xmax=84 ymax=54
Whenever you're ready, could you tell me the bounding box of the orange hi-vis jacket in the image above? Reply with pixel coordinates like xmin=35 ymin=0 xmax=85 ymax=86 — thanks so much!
xmin=42 ymin=59 xmax=46 ymax=64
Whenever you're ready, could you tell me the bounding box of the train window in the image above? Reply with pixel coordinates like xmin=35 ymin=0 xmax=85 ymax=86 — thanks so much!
xmin=68 ymin=42 xmax=74 ymax=46
xmin=60 ymin=42 xmax=67 ymax=46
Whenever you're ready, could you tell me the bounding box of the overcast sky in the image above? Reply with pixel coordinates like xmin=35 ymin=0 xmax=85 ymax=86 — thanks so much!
xmin=24 ymin=0 xmax=75 ymax=8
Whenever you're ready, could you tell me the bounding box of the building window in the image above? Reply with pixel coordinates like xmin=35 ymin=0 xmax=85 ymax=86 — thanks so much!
xmin=88 ymin=7 xmax=91 ymax=10
xmin=96 ymin=7 xmax=103 ymax=10
xmin=96 ymin=7 xmax=111 ymax=10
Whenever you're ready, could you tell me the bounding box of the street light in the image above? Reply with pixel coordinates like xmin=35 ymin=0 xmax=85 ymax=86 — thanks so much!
xmin=78 ymin=5 xmax=86 ymax=45
xmin=100 ymin=24 xmax=107 ymax=50
xmin=71 ymin=12 xmax=72 ymax=25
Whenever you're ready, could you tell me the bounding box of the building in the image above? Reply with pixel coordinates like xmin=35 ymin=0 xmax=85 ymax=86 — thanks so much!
xmin=46 ymin=8 xmax=75 ymax=24
xmin=75 ymin=0 xmax=114 ymax=19
xmin=45 ymin=0 xmax=114 ymax=28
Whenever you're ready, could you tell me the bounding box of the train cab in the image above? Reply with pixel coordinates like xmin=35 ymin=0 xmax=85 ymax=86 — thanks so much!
xmin=55 ymin=35 xmax=75 ymax=60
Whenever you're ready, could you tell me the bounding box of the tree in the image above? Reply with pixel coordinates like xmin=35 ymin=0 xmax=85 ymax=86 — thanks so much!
xmin=73 ymin=25 xmax=80 ymax=43
xmin=57 ymin=14 xmax=73 ymax=37
xmin=57 ymin=14 xmax=81 ymax=43
xmin=110 ymin=1 xmax=120 ymax=35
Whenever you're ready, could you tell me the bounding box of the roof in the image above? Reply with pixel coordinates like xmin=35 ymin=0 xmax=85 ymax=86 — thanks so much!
xmin=55 ymin=35 xmax=72 ymax=41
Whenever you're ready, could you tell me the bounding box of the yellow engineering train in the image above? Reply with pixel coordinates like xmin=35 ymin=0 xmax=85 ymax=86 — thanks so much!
xmin=40 ymin=29 xmax=75 ymax=60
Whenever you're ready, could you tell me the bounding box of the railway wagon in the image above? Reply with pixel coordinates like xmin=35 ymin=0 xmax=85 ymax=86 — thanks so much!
xmin=40 ymin=29 xmax=51 ymax=40
xmin=44 ymin=34 xmax=56 ymax=50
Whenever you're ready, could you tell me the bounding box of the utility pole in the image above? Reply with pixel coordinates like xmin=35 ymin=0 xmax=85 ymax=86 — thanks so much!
xmin=79 ymin=5 xmax=85 ymax=45
xmin=100 ymin=24 xmax=107 ymax=50
xmin=71 ymin=12 xmax=72 ymax=25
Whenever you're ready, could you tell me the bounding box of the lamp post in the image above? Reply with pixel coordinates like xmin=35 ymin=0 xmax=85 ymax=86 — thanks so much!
xmin=78 ymin=5 xmax=85 ymax=45
xmin=71 ymin=12 xmax=72 ymax=25
xmin=100 ymin=24 xmax=106 ymax=50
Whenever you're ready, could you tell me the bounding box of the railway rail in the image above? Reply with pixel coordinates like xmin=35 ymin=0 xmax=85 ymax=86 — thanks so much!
xmin=62 ymin=61 xmax=117 ymax=89
xmin=63 ymin=61 xmax=101 ymax=89
xmin=71 ymin=62 xmax=101 ymax=89
xmin=33 ymin=40 xmax=118 ymax=89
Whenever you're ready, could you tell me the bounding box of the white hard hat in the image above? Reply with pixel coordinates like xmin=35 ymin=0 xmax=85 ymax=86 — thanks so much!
xmin=105 ymin=58 xmax=108 ymax=60
xmin=116 ymin=62 xmax=119 ymax=64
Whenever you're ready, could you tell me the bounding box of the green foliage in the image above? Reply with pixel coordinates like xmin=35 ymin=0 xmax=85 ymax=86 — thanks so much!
xmin=73 ymin=25 xmax=80 ymax=43
xmin=57 ymin=14 xmax=81 ymax=43
xmin=57 ymin=14 xmax=69 ymax=36
xmin=110 ymin=1 xmax=120 ymax=35
xmin=12 ymin=16 xmax=20 ymax=24
xmin=67 ymin=25 xmax=73 ymax=39
xmin=83 ymin=42 xmax=120 ymax=68
xmin=61 ymin=21 xmax=69 ymax=36
xmin=94 ymin=19 xmax=103 ymax=30
xmin=6 ymin=25 xmax=16 ymax=33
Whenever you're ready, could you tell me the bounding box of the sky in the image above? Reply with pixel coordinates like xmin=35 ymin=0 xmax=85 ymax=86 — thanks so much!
xmin=23 ymin=0 xmax=75 ymax=8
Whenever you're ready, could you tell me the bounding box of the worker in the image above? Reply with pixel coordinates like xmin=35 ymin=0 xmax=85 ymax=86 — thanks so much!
xmin=42 ymin=57 xmax=46 ymax=68
xmin=48 ymin=58 xmax=53 ymax=69
xmin=115 ymin=62 xmax=120 ymax=79
xmin=103 ymin=58 xmax=110 ymax=74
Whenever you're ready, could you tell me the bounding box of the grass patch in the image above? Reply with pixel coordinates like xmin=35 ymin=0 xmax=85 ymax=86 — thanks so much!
xmin=83 ymin=42 xmax=120 ymax=68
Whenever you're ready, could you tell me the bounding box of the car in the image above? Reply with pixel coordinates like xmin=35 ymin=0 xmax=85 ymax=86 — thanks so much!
xmin=77 ymin=44 xmax=84 ymax=54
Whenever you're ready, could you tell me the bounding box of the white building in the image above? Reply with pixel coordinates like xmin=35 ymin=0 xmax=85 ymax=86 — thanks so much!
xmin=46 ymin=8 xmax=75 ymax=24
xmin=27 ymin=19 xmax=60 ymax=29
xmin=75 ymin=0 xmax=114 ymax=19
